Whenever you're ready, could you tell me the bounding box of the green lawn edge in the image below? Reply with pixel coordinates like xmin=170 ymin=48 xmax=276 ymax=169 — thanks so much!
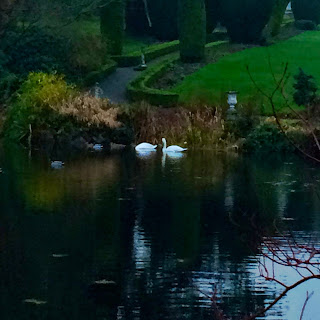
xmin=171 ymin=32 xmax=320 ymax=114
xmin=126 ymin=41 xmax=228 ymax=106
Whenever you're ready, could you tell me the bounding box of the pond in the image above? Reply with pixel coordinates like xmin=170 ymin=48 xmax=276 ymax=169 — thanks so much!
xmin=0 ymin=146 xmax=319 ymax=320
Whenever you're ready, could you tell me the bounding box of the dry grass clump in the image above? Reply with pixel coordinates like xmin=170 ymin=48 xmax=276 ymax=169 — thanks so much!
xmin=56 ymin=94 xmax=122 ymax=129
xmin=128 ymin=102 xmax=224 ymax=147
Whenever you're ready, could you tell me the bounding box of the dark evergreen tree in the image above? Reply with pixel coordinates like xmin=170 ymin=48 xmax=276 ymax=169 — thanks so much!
xmin=0 ymin=0 xmax=18 ymax=37
xmin=149 ymin=0 xmax=178 ymax=40
xmin=293 ymin=68 xmax=318 ymax=106
xmin=292 ymin=0 xmax=320 ymax=24
xmin=126 ymin=0 xmax=150 ymax=35
xmin=178 ymin=0 xmax=206 ymax=62
xmin=101 ymin=0 xmax=125 ymax=56
xmin=267 ymin=0 xmax=290 ymax=37
xmin=220 ymin=0 xmax=275 ymax=43
xmin=126 ymin=0 xmax=178 ymax=40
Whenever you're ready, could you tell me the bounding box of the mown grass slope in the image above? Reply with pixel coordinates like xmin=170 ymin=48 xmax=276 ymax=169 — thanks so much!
xmin=172 ymin=32 xmax=320 ymax=114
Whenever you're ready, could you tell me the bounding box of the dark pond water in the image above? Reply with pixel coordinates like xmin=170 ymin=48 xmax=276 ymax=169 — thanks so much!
xmin=0 ymin=146 xmax=320 ymax=320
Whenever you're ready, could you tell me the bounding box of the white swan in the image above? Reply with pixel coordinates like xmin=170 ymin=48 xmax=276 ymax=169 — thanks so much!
xmin=135 ymin=142 xmax=157 ymax=151
xmin=162 ymin=138 xmax=187 ymax=152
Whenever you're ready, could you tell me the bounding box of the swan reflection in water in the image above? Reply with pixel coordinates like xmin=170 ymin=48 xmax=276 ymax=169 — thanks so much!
xmin=135 ymin=149 xmax=157 ymax=159
xmin=162 ymin=151 xmax=186 ymax=168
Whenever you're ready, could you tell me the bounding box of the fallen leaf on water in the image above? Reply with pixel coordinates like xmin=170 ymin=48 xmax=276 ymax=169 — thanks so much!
xmin=51 ymin=254 xmax=69 ymax=258
xmin=93 ymin=279 xmax=116 ymax=285
xmin=23 ymin=299 xmax=47 ymax=305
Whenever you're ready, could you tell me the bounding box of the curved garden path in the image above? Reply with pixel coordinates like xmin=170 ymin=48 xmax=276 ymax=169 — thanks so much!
xmin=99 ymin=67 xmax=139 ymax=103
xmin=99 ymin=53 xmax=177 ymax=103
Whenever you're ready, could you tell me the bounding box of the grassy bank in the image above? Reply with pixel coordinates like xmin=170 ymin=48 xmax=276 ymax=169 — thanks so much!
xmin=172 ymin=32 xmax=320 ymax=114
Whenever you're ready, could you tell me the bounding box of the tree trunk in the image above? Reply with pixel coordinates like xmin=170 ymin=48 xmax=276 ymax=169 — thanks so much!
xmin=100 ymin=0 xmax=125 ymax=56
xmin=178 ymin=0 xmax=206 ymax=63
xmin=268 ymin=0 xmax=290 ymax=37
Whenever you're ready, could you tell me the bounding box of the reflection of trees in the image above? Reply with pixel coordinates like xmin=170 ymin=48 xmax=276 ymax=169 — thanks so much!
xmin=1 ymin=145 xmax=121 ymax=210
xmin=1 ymin=148 xmax=320 ymax=320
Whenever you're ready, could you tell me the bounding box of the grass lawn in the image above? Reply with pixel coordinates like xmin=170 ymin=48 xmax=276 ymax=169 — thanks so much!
xmin=172 ymin=32 xmax=320 ymax=114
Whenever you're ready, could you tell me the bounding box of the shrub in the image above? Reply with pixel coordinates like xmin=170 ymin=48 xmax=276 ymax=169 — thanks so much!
xmin=3 ymin=27 xmax=70 ymax=78
xmin=83 ymin=60 xmax=118 ymax=86
xmin=292 ymin=0 xmax=320 ymax=24
xmin=294 ymin=20 xmax=316 ymax=30
xmin=244 ymin=122 xmax=292 ymax=152
xmin=226 ymin=103 xmax=257 ymax=138
xmin=293 ymin=68 xmax=317 ymax=106
xmin=0 ymin=72 xmax=20 ymax=102
xmin=58 ymin=94 xmax=121 ymax=129
xmin=178 ymin=0 xmax=206 ymax=62
xmin=4 ymin=72 xmax=74 ymax=141
xmin=220 ymin=0 xmax=275 ymax=43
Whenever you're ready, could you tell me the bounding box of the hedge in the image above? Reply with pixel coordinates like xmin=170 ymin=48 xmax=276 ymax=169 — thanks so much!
xmin=127 ymin=41 xmax=227 ymax=106
xmin=112 ymin=40 xmax=179 ymax=67
xmin=127 ymin=57 xmax=180 ymax=106
xmin=206 ymin=31 xmax=228 ymax=43
xmin=82 ymin=60 xmax=118 ymax=87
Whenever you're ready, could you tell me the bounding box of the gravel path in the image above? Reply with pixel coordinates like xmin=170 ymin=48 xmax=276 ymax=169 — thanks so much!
xmin=99 ymin=67 xmax=138 ymax=104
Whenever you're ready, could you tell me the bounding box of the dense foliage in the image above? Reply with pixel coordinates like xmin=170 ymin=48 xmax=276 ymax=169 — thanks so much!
xmin=244 ymin=122 xmax=292 ymax=152
xmin=3 ymin=27 xmax=70 ymax=77
xmin=126 ymin=0 xmax=178 ymax=40
xmin=149 ymin=0 xmax=178 ymax=40
xmin=178 ymin=0 xmax=206 ymax=62
xmin=220 ymin=0 xmax=275 ymax=43
xmin=4 ymin=73 xmax=74 ymax=141
xmin=293 ymin=68 xmax=317 ymax=106
xmin=292 ymin=0 xmax=320 ymax=24
xmin=100 ymin=0 xmax=125 ymax=55
xmin=126 ymin=0 xmax=150 ymax=35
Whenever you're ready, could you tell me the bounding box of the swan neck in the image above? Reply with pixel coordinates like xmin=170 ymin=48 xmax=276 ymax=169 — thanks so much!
xmin=162 ymin=139 xmax=167 ymax=150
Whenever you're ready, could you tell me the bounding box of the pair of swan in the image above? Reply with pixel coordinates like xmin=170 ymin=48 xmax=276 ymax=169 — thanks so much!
xmin=135 ymin=138 xmax=187 ymax=153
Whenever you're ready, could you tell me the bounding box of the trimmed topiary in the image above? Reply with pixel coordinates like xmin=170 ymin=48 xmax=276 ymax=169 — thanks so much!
xmin=100 ymin=0 xmax=125 ymax=56
xmin=292 ymin=0 xmax=320 ymax=24
xmin=220 ymin=0 xmax=275 ymax=43
xmin=268 ymin=0 xmax=290 ymax=37
xmin=178 ymin=0 xmax=206 ymax=62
